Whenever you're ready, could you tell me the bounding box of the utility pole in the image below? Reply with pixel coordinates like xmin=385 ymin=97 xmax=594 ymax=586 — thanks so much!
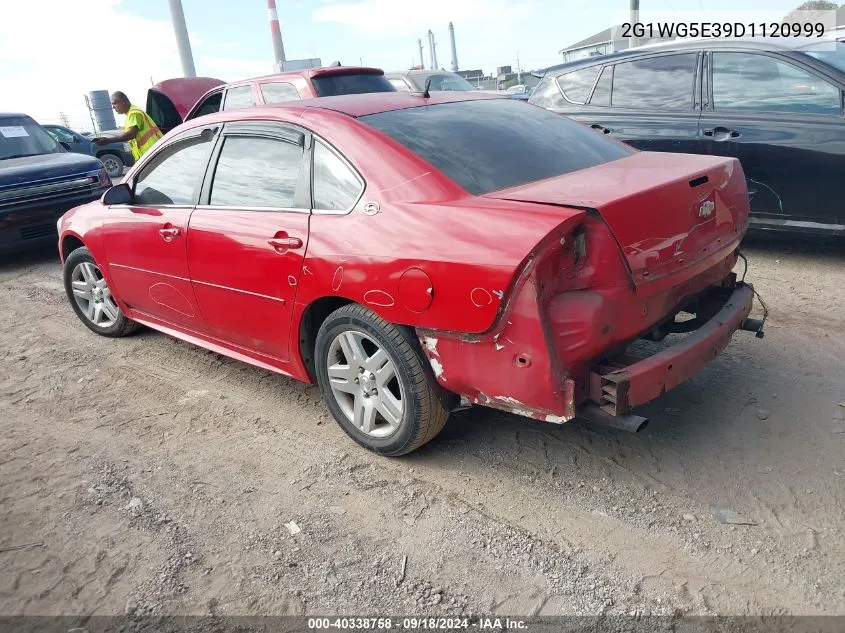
xmin=167 ymin=0 xmax=196 ymax=77
xmin=629 ymin=0 xmax=640 ymax=49
xmin=516 ymin=50 xmax=521 ymax=84
xmin=418 ymin=39 xmax=424 ymax=68
xmin=448 ymin=22 xmax=458 ymax=72
xmin=428 ymin=30 xmax=438 ymax=70
xmin=83 ymin=95 xmax=97 ymax=133
xmin=268 ymin=0 xmax=286 ymax=72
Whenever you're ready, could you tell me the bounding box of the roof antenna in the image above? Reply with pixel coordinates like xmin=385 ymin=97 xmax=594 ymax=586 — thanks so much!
xmin=410 ymin=76 xmax=432 ymax=98
xmin=413 ymin=76 xmax=432 ymax=98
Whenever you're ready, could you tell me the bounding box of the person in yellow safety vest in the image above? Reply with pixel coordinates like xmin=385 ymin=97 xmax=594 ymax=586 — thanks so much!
xmin=92 ymin=91 xmax=163 ymax=160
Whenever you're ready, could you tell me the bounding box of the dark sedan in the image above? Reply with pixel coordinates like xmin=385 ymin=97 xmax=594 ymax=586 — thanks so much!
xmin=529 ymin=38 xmax=845 ymax=236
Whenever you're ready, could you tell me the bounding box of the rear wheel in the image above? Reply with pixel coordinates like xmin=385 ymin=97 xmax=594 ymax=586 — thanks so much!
xmin=63 ymin=246 xmax=138 ymax=337
xmin=314 ymin=304 xmax=448 ymax=456
xmin=98 ymin=152 xmax=124 ymax=178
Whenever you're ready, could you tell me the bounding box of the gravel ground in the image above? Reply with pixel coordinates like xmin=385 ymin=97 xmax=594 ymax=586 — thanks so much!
xmin=0 ymin=234 xmax=843 ymax=619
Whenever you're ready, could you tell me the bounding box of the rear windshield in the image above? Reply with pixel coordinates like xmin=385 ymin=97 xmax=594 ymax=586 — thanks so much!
xmin=311 ymin=73 xmax=396 ymax=97
xmin=0 ymin=116 xmax=62 ymax=160
xmin=360 ymin=99 xmax=634 ymax=195
xmin=410 ymin=73 xmax=477 ymax=91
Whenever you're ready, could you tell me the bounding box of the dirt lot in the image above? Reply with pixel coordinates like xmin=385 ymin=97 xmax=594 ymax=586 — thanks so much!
xmin=1 ymin=235 xmax=843 ymax=619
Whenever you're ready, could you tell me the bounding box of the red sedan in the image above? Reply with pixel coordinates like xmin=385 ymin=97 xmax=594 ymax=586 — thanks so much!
xmin=58 ymin=92 xmax=763 ymax=455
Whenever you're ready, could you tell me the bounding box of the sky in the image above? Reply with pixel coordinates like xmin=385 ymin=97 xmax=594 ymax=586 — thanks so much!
xmin=0 ymin=0 xmax=807 ymax=132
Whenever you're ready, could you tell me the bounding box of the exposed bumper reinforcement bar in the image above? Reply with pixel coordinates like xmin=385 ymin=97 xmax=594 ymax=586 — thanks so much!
xmin=588 ymin=282 xmax=756 ymax=417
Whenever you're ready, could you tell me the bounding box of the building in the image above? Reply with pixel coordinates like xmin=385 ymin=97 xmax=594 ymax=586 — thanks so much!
xmin=558 ymin=25 xmax=673 ymax=63
xmin=453 ymin=66 xmax=541 ymax=91
xmin=455 ymin=69 xmax=485 ymax=81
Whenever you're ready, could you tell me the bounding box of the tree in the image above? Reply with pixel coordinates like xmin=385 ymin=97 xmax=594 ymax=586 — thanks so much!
xmin=782 ymin=1 xmax=839 ymax=23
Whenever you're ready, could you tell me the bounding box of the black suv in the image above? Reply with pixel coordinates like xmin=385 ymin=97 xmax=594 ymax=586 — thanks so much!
xmin=1 ymin=113 xmax=110 ymax=254
xmin=530 ymin=38 xmax=845 ymax=236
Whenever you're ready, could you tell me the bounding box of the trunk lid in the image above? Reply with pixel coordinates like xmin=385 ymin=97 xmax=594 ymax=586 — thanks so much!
xmin=483 ymin=151 xmax=749 ymax=288
xmin=146 ymin=77 xmax=225 ymax=134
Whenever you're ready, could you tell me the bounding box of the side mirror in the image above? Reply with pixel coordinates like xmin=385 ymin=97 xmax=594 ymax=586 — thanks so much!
xmin=102 ymin=183 xmax=132 ymax=206
xmin=59 ymin=141 xmax=72 ymax=151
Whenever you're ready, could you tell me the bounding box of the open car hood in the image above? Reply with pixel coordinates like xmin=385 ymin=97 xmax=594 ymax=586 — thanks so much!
xmin=146 ymin=77 xmax=225 ymax=134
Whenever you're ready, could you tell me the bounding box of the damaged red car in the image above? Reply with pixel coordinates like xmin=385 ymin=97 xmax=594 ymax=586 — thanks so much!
xmin=57 ymin=92 xmax=763 ymax=456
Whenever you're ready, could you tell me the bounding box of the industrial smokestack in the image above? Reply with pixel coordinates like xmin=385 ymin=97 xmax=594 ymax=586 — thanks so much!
xmin=167 ymin=0 xmax=196 ymax=77
xmin=428 ymin=30 xmax=438 ymax=70
xmin=417 ymin=39 xmax=424 ymax=68
xmin=448 ymin=22 xmax=458 ymax=72
xmin=268 ymin=0 xmax=287 ymax=72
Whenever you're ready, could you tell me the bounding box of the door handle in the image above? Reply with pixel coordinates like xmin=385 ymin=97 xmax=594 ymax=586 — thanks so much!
xmin=703 ymin=127 xmax=740 ymax=141
xmin=158 ymin=225 xmax=181 ymax=242
xmin=268 ymin=233 xmax=303 ymax=253
xmin=591 ymin=123 xmax=612 ymax=134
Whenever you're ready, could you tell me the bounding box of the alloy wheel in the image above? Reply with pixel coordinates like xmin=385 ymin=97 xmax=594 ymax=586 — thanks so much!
xmin=326 ymin=330 xmax=405 ymax=438
xmin=70 ymin=262 xmax=119 ymax=328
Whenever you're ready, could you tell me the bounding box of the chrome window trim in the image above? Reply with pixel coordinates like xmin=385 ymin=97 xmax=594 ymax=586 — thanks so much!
xmin=193 ymin=204 xmax=310 ymax=214
xmin=108 ymin=204 xmax=194 ymax=211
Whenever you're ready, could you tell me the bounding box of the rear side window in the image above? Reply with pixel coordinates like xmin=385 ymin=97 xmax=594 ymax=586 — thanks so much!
xmin=556 ymin=66 xmax=600 ymax=104
xmin=611 ymin=54 xmax=697 ymax=109
xmin=210 ymin=136 xmax=303 ymax=208
xmin=527 ymin=76 xmax=566 ymax=109
xmin=311 ymin=73 xmax=396 ymax=97
xmin=193 ymin=92 xmax=222 ymax=118
xmin=312 ymin=140 xmax=363 ymax=211
xmin=260 ymin=82 xmax=300 ymax=103
xmin=389 ymin=79 xmax=411 ymax=92
xmin=223 ymin=86 xmax=255 ymax=111
xmin=361 ymin=99 xmax=634 ymax=196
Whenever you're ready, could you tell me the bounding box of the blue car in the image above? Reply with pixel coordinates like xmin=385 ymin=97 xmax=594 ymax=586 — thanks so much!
xmin=43 ymin=124 xmax=134 ymax=178
xmin=1 ymin=113 xmax=111 ymax=254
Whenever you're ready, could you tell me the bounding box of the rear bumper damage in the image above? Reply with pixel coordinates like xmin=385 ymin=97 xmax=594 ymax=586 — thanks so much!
xmin=419 ymin=278 xmax=760 ymax=429
xmin=580 ymin=282 xmax=756 ymax=431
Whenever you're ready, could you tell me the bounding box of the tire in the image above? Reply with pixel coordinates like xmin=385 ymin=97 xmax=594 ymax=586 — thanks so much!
xmin=63 ymin=246 xmax=139 ymax=337
xmin=98 ymin=153 xmax=124 ymax=179
xmin=314 ymin=304 xmax=449 ymax=456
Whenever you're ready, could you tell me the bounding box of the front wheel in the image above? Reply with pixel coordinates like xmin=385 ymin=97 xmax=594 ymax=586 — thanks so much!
xmin=63 ymin=246 xmax=139 ymax=337
xmin=314 ymin=304 xmax=449 ymax=456
xmin=98 ymin=152 xmax=124 ymax=178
